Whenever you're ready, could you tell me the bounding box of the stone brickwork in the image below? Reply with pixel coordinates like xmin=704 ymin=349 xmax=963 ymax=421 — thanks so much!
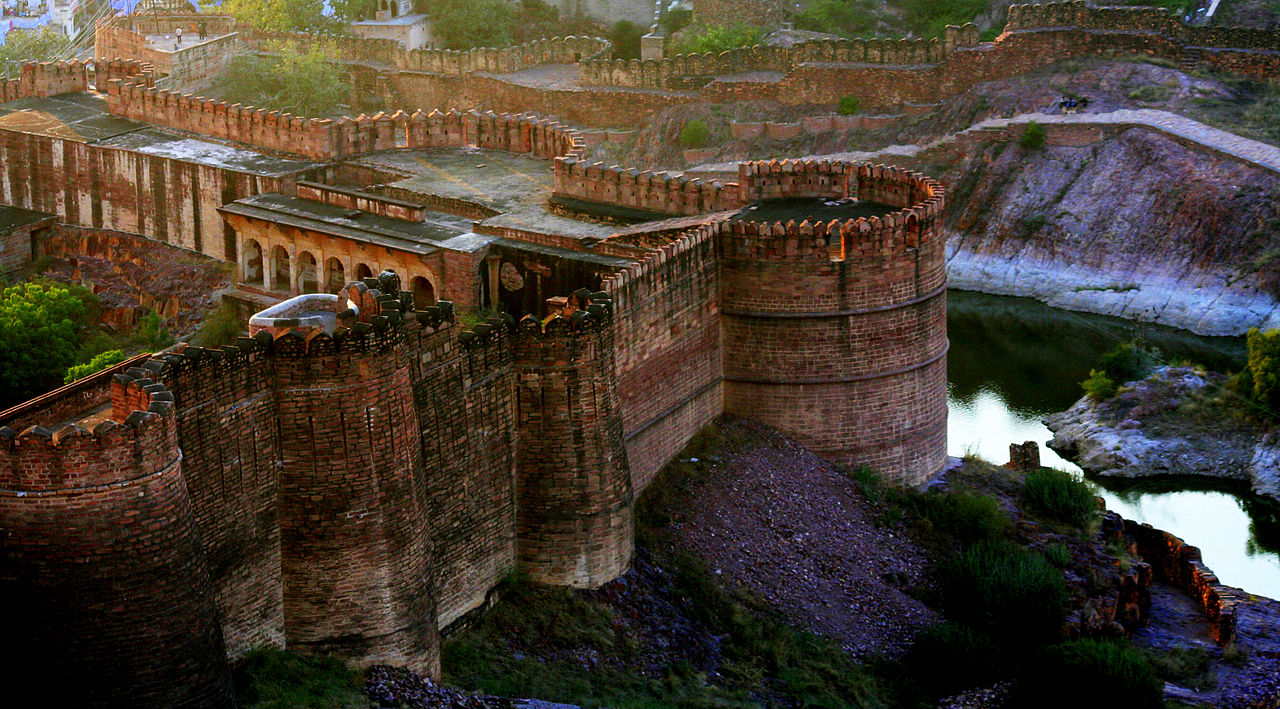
xmin=515 ymin=297 xmax=633 ymax=587
xmin=95 ymin=16 xmax=241 ymax=90
xmin=692 ymin=0 xmax=788 ymax=28
xmin=602 ymin=225 xmax=724 ymax=490
xmin=719 ymin=161 xmax=949 ymax=486
xmin=1124 ymin=519 xmax=1241 ymax=645
xmin=0 ymin=374 xmax=235 ymax=707
xmin=396 ymin=36 xmax=611 ymax=75
xmin=0 ymin=58 xmax=153 ymax=102
xmin=552 ymin=157 xmax=743 ymax=217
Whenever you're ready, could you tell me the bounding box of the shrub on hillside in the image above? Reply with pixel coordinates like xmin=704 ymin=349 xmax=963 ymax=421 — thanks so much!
xmin=904 ymin=622 xmax=1004 ymax=698
xmin=1081 ymin=368 xmax=1117 ymax=400
xmin=679 ymin=120 xmax=711 ymax=148
xmin=610 ymin=20 xmax=642 ymax=60
xmin=914 ymin=489 xmax=1010 ymax=543
xmin=794 ymin=0 xmax=876 ymax=38
xmin=64 ymin=349 xmax=126 ymax=385
xmin=1010 ymin=639 xmax=1163 ymax=709
xmin=1020 ymin=120 xmax=1047 ymax=149
xmin=939 ymin=541 xmax=1068 ymax=647
xmin=673 ymin=24 xmax=765 ymax=55
xmin=1235 ymin=327 xmax=1280 ymax=421
xmin=838 ymin=95 xmax=861 ymax=115
xmin=1023 ymin=468 xmax=1096 ymax=527
xmin=0 ymin=281 xmax=93 ymax=407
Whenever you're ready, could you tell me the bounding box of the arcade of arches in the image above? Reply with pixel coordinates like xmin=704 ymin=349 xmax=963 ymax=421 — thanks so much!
xmin=229 ymin=227 xmax=442 ymax=308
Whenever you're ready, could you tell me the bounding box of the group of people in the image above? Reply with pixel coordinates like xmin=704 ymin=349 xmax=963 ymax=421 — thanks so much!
xmin=1059 ymin=95 xmax=1090 ymax=114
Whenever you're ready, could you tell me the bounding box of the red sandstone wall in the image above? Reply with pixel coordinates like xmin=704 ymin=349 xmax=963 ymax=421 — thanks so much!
xmin=402 ymin=307 xmax=521 ymax=630
xmin=397 ymin=36 xmax=611 ymax=75
xmin=1124 ymin=519 xmax=1239 ymax=644
xmin=0 ymin=376 xmax=234 ymax=707
xmin=719 ymin=162 xmax=949 ymax=485
xmin=267 ymin=290 xmax=438 ymax=675
xmin=602 ymin=226 xmax=724 ymax=490
xmin=514 ymin=300 xmax=633 ymax=587
xmin=0 ymin=58 xmax=152 ymax=103
xmin=148 ymin=346 xmax=286 ymax=659
xmin=552 ymin=157 xmax=743 ymax=217
xmin=0 ymin=127 xmax=304 ymax=263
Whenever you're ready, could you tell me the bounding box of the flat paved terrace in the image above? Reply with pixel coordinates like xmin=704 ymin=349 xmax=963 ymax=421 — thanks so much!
xmin=355 ymin=148 xmax=625 ymax=240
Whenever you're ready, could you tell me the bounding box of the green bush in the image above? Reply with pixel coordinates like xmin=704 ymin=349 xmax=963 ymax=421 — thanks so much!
xmin=1020 ymin=120 xmax=1047 ymax=149
xmin=901 ymin=0 xmax=988 ymax=39
xmin=679 ymin=119 xmax=711 ymax=148
xmin=221 ymin=41 xmax=350 ymax=116
xmin=193 ymin=302 xmax=246 ymax=348
xmin=794 ymin=0 xmax=877 ymax=38
xmin=1236 ymin=327 xmax=1280 ymax=421
xmin=64 ymin=349 xmax=127 ymax=385
xmin=904 ymin=623 xmax=1003 ymax=698
xmin=1043 ymin=542 xmax=1071 ymax=568
xmin=838 ymin=95 xmax=862 ymax=115
xmin=673 ymin=24 xmax=765 ymax=55
xmin=939 ymin=541 xmax=1068 ymax=647
xmin=1023 ymin=468 xmax=1096 ymax=527
xmin=0 ymin=281 xmax=93 ymax=407
xmin=610 ymin=20 xmax=643 ymax=60
xmin=1010 ymin=640 xmax=1162 ymax=709
xmin=915 ymin=489 xmax=1011 ymax=543
xmin=132 ymin=310 xmax=175 ymax=352
xmin=1081 ymin=368 xmax=1117 ymax=400
xmin=1097 ymin=341 xmax=1150 ymax=385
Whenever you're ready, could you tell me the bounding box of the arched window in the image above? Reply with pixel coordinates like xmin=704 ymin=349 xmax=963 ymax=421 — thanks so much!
xmin=297 ymin=251 xmax=319 ymax=293
xmin=243 ymin=238 xmax=264 ymax=286
xmin=410 ymin=276 xmax=435 ymax=310
xmin=356 ymin=263 xmax=374 ymax=280
xmin=325 ymin=257 xmax=345 ymax=293
xmin=271 ymin=245 xmax=291 ymax=293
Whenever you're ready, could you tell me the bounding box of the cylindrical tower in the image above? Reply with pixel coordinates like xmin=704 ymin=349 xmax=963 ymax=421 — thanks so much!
xmin=514 ymin=294 xmax=633 ymax=587
xmin=0 ymin=375 xmax=234 ymax=707
xmin=259 ymin=277 xmax=440 ymax=677
xmin=721 ymin=161 xmax=949 ymax=486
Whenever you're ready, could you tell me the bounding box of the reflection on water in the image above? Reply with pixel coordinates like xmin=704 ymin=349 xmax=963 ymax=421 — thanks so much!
xmin=946 ymin=291 xmax=1280 ymax=598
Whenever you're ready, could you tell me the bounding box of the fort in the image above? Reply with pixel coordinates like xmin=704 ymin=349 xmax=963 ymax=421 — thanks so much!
xmin=0 ymin=2 xmax=1276 ymax=706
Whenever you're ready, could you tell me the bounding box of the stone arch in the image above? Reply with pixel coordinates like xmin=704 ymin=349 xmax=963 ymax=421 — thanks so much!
xmin=324 ymin=257 xmax=345 ymax=293
xmin=410 ymin=275 xmax=435 ymax=310
xmin=356 ymin=262 xmax=374 ymax=280
xmin=271 ymin=245 xmax=291 ymax=292
xmin=297 ymin=251 xmax=319 ymax=293
xmin=243 ymin=238 xmax=264 ymax=286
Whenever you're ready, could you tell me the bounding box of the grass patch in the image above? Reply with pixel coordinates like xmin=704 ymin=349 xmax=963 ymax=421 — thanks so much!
xmin=679 ymin=119 xmax=712 ymax=148
xmin=939 ymin=541 xmax=1068 ymax=649
xmin=1144 ymin=646 xmax=1215 ymax=691
xmin=1023 ymin=468 xmax=1097 ymax=527
xmin=233 ymin=649 xmax=366 ymax=709
xmin=1128 ymin=84 xmax=1172 ymax=103
xmin=1010 ymin=639 xmax=1163 ymax=709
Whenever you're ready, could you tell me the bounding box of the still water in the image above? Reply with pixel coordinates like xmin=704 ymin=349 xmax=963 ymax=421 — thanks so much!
xmin=946 ymin=290 xmax=1280 ymax=598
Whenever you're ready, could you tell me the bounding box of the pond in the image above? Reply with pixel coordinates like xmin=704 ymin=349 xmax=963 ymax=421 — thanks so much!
xmin=946 ymin=290 xmax=1280 ymax=599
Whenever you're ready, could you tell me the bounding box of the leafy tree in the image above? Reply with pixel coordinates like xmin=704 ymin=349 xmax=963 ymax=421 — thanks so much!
xmin=0 ymin=27 xmax=73 ymax=71
xmin=329 ymin=0 xmax=378 ymax=23
xmin=64 ymin=349 xmax=127 ymax=385
xmin=794 ymin=0 xmax=877 ymax=38
xmin=673 ymin=24 xmax=765 ymax=55
xmin=1237 ymin=327 xmax=1280 ymax=420
xmin=429 ymin=0 xmax=517 ymax=49
xmin=900 ymin=0 xmax=987 ymax=39
xmin=610 ymin=20 xmax=642 ymax=61
xmin=0 ymin=282 xmax=91 ymax=407
xmin=206 ymin=0 xmax=334 ymax=32
xmin=1020 ymin=120 xmax=1047 ymax=149
xmin=220 ymin=40 xmax=350 ymax=116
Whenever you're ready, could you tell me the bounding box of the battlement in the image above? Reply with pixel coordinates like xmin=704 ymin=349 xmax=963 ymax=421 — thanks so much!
xmin=578 ymin=25 xmax=978 ymax=90
xmin=1005 ymin=1 xmax=1280 ymax=49
xmin=105 ymin=75 xmax=588 ymax=161
xmin=552 ymin=157 xmax=741 ymax=217
xmin=0 ymin=374 xmax=177 ymax=492
xmin=398 ymin=36 xmax=611 ymax=76
xmin=0 ymin=59 xmax=154 ymax=103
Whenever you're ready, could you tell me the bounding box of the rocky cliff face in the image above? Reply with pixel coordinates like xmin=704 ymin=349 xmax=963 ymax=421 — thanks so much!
xmin=1045 ymin=367 xmax=1279 ymax=502
xmin=942 ymin=128 xmax=1280 ymax=336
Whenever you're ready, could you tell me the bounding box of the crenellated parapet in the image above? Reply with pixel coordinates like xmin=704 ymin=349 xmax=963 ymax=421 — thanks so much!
xmin=1004 ymin=0 xmax=1280 ymax=50
xmin=398 ymin=35 xmax=611 ymax=76
xmin=578 ymin=26 xmax=977 ymax=89
xmin=0 ymin=370 xmax=234 ymax=707
xmin=552 ymin=157 xmax=742 ymax=217
xmin=0 ymin=58 xmax=154 ymax=104
xmin=513 ymin=291 xmax=633 ymax=587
